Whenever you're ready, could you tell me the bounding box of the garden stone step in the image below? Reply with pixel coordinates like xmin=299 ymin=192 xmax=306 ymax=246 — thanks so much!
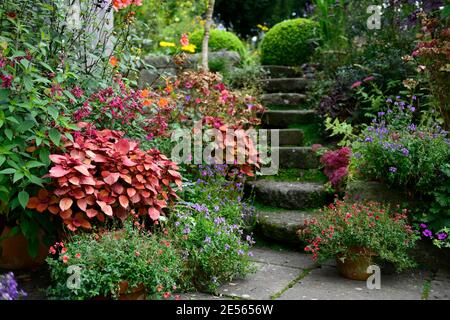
xmin=260 ymin=93 xmax=307 ymax=108
xmin=269 ymin=129 xmax=304 ymax=146
xmin=275 ymin=147 xmax=319 ymax=169
xmin=246 ymin=180 xmax=328 ymax=210
xmin=261 ymin=110 xmax=317 ymax=128
xmin=260 ymin=78 xmax=308 ymax=93
xmin=255 ymin=208 xmax=316 ymax=244
xmin=262 ymin=65 xmax=303 ymax=78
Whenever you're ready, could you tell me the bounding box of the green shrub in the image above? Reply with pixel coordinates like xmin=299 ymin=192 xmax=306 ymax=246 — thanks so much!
xmin=189 ymin=29 xmax=246 ymax=57
xmin=260 ymin=18 xmax=320 ymax=66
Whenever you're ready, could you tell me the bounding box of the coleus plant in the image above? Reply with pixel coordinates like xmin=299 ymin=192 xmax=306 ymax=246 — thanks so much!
xmin=27 ymin=123 xmax=182 ymax=231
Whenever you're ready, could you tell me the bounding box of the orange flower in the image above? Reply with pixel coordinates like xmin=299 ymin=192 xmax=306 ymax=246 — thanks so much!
xmin=109 ymin=56 xmax=119 ymax=67
xmin=180 ymin=34 xmax=189 ymax=47
xmin=158 ymin=98 xmax=168 ymax=108
xmin=143 ymin=99 xmax=152 ymax=106
xmin=140 ymin=89 xmax=150 ymax=98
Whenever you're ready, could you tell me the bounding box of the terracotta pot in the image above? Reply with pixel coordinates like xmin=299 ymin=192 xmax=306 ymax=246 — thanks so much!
xmin=118 ymin=281 xmax=146 ymax=300
xmin=93 ymin=281 xmax=146 ymax=300
xmin=336 ymin=247 xmax=377 ymax=281
xmin=0 ymin=227 xmax=48 ymax=270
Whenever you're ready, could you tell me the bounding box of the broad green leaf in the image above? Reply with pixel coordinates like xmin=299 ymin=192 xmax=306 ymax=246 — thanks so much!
xmin=48 ymin=128 xmax=61 ymax=146
xmin=0 ymin=155 xmax=5 ymax=167
xmin=18 ymin=190 xmax=29 ymax=209
xmin=26 ymin=160 xmax=45 ymax=169
xmin=47 ymin=106 xmax=59 ymax=121
xmin=13 ymin=171 xmax=24 ymax=183
xmin=4 ymin=128 xmax=13 ymax=140
xmin=39 ymin=147 xmax=51 ymax=165
xmin=0 ymin=168 xmax=16 ymax=174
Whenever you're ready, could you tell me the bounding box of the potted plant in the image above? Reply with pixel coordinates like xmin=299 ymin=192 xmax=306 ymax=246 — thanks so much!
xmin=46 ymin=221 xmax=183 ymax=300
xmin=299 ymin=199 xmax=419 ymax=280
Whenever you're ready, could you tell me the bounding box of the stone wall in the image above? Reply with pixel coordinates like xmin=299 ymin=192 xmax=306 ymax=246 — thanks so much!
xmin=138 ymin=50 xmax=241 ymax=88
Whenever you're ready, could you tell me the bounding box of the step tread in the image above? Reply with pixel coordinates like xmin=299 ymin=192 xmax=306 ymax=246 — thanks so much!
xmin=255 ymin=209 xmax=317 ymax=244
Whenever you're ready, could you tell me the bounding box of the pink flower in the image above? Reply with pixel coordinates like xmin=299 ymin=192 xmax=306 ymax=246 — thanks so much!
xmin=1 ymin=74 xmax=13 ymax=88
xmin=75 ymin=253 xmax=81 ymax=259
xmin=351 ymin=81 xmax=362 ymax=89
xmin=71 ymin=86 xmax=84 ymax=98
xmin=363 ymin=76 xmax=375 ymax=82
xmin=62 ymin=255 xmax=69 ymax=264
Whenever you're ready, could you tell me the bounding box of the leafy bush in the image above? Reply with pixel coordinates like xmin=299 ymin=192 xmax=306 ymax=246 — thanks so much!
xmin=260 ymin=18 xmax=320 ymax=66
xmin=171 ymin=165 xmax=255 ymax=292
xmin=46 ymin=221 xmax=183 ymax=300
xmin=300 ymin=199 xmax=418 ymax=271
xmin=27 ymin=125 xmax=182 ymax=231
xmin=351 ymin=97 xmax=450 ymax=193
xmin=189 ymin=29 xmax=246 ymax=57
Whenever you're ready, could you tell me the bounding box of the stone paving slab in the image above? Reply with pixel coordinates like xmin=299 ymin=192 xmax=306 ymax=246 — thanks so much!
xmin=429 ymin=270 xmax=450 ymax=300
xmin=251 ymin=247 xmax=316 ymax=270
xmin=217 ymin=262 xmax=302 ymax=300
xmin=278 ymin=266 xmax=428 ymax=300
xmin=180 ymin=292 xmax=230 ymax=300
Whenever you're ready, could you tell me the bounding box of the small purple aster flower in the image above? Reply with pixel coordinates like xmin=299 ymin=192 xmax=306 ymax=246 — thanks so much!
xmin=437 ymin=232 xmax=448 ymax=241
xmin=204 ymin=237 xmax=211 ymax=244
xmin=389 ymin=166 xmax=397 ymax=173
xmin=365 ymin=137 xmax=373 ymax=143
xmin=224 ymin=244 xmax=230 ymax=250
xmin=419 ymin=223 xmax=427 ymax=229
xmin=423 ymin=229 xmax=433 ymax=238
xmin=401 ymin=148 xmax=409 ymax=157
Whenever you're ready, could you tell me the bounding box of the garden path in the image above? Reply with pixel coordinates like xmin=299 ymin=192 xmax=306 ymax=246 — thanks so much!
xmin=181 ymin=246 xmax=449 ymax=300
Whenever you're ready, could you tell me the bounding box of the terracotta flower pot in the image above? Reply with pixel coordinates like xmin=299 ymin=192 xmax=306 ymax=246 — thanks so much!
xmin=336 ymin=247 xmax=377 ymax=281
xmin=118 ymin=281 xmax=146 ymax=300
xmin=0 ymin=227 xmax=48 ymax=270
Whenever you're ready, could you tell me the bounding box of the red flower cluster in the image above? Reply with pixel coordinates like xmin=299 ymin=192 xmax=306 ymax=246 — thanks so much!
xmin=27 ymin=124 xmax=182 ymax=231
xmin=320 ymin=147 xmax=351 ymax=190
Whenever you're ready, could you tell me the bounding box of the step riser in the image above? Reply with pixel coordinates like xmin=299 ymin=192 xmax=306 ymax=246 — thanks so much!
xmin=260 ymin=78 xmax=308 ymax=94
xmin=246 ymin=182 xmax=328 ymax=210
xmin=277 ymin=147 xmax=319 ymax=169
xmin=262 ymin=65 xmax=303 ymax=78
xmin=260 ymin=93 xmax=307 ymax=108
xmin=262 ymin=111 xmax=317 ymax=128
xmin=256 ymin=212 xmax=308 ymax=245
xmin=269 ymin=130 xmax=304 ymax=146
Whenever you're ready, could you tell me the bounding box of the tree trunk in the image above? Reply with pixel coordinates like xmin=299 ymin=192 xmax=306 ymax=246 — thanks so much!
xmin=201 ymin=0 xmax=215 ymax=72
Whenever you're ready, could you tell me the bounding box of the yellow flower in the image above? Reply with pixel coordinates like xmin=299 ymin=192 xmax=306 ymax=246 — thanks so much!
xmin=181 ymin=44 xmax=196 ymax=53
xmin=159 ymin=41 xmax=176 ymax=48
xmin=257 ymin=24 xmax=269 ymax=32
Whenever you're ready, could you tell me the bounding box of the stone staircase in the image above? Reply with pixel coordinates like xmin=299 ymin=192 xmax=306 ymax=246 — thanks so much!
xmin=247 ymin=65 xmax=331 ymax=245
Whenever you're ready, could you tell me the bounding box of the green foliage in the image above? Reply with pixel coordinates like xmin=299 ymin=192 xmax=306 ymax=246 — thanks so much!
xmin=173 ymin=165 xmax=255 ymax=292
xmin=46 ymin=221 xmax=183 ymax=300
xmin=189 ymin=29 xmax=246 ymax=57
xmin=260 ymin=18 xmax=320 ymax=66
xmin=300 ymin=200 xmax=419 ymax=271
xmin=324 ymin=117 xmax=356 ymax=147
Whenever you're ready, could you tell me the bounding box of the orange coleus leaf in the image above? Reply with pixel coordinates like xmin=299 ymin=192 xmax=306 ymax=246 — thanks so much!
xmin=115 ymin=139 xmax=130 ymax=155
xmin=86 ymin=209 xmax=99 ymax=218
xmin=75 ymin=213 xmax=91 ymax=230
xmin=119 ymin=195 xmax=129 ymax=209
xmin=148 ymin=207 xmax=160 ymax=221
xmin=69 ymin=176 xmax=80 ymax=185
xmin=104 ymin=172 xmax=120 ymax=185
xmin=96 ymin=200 xmax=113 ymax=216
xmin=27 ymin=197 xmax=40 ymax=209
xmin=74 ymin=165 xmax=90 ymax=176
xmin=48 ymin=205 xmax=60 ymax=215
xmin=60 ymin=209 xmax=72 ymax=220
xmin=127 ymin=188 xmax=136 ymax=198
xmin=59 ymin=198 xmax=73 ymax=211
xmin=77 ymin=199 xmax=87 ymax=212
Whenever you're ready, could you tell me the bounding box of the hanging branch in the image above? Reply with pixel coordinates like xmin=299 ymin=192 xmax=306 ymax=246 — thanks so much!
xmin=201 ymin=0 xmax=215 ymax=72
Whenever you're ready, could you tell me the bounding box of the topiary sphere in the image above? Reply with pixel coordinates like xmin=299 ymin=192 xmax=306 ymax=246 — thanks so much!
xmin=260 ymin=18 xmax=320 ymax=66
xmin=189 ymin=29 xmax=246 ymax=57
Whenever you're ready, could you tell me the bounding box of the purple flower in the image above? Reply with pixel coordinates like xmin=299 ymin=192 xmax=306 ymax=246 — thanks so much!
xmin=378 ymin=111 xmax=385 ymax=117
xmin=0 ymin=273 xmax=27 ymax=300
xmin=423 ymin=229 xmax=433 ymax=238
xmin=437 ymin=232 xmax=448 ymax=241
xmin=183 ymin=227 xmax=191 ymax=235
xmin=419 ymin=223 xmax=427 ymax=229
xmin=401 ymin=148 xmax=409 ymax=157
xmin=412 ymin=95 xmax=417 ymax=100
xmin=365 ymin=137 xmax=373 ymax=143
xmin=185 ymin=95 xmax=191 ymax=102
xmin=237 ymin=249 xmax=244 ymax=255
xmin=204 ymin=237 xmax=211 ymax=244
xmin=389 ymin=166 xmax=397 ymax=173
xmin=224 ymin=244 xmax=230 ymax=250
xmin=214 ymin=205 xmax=220 ymax=212
xmin=248 ymin=252 xmax=254 ymax=257
xmin=386 ymin=98 xmax=393 ymax=103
